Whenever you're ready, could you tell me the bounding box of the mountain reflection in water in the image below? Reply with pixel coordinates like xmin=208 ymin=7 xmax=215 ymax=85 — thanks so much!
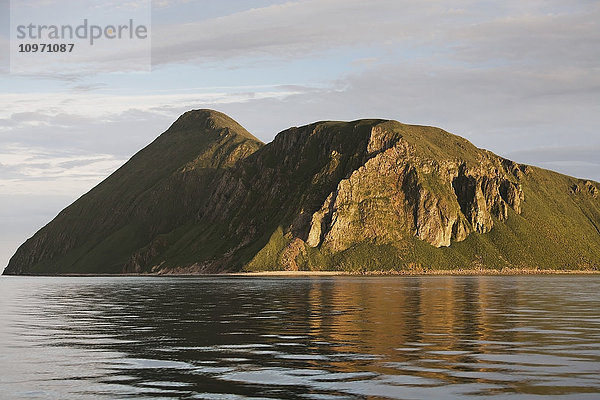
xmin=1 ymin=276 xmax=599 ymax=399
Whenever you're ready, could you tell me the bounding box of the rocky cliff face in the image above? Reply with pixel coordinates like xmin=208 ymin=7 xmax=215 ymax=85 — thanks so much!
xmin=306 ymin=135 xmax=525 ymax=251
xmin=4 ymin=111 xmax=600 ymax=275
xmin=239 ymin=122 xmax=530 ymax=270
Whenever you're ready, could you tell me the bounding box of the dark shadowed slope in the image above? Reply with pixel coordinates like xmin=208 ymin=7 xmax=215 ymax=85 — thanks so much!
xmin=4 ymin=110 xmax=263 ymax=274
xmin=4 ymin=111 xmax=600 ymax=274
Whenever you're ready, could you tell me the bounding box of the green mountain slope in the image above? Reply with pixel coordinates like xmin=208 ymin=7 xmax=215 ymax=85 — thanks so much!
xmin=4 ymin=110 xmax=263 ymax=274
xmin=4 ymin=110 xmax=600 ymax=275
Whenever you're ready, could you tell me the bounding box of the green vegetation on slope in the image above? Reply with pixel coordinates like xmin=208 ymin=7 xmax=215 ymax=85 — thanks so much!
xmin=5 ymin=110 xmax=263 ymax=274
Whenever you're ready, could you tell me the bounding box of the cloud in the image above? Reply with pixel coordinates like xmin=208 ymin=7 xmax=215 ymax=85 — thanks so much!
xmin=152 ymin=0 xmax=191 ymax=8
xmin=70 ymin=83 xmax=109 ymax=92
xmin=452 ymin=3 xmax=600 ymax=68
xmin=505 ymin=145 xmax=600 ymax=181
xmin=507 ymin=145 xmax=600 ymax=164
xmin=0 ymin=145 xmax=127 ymax=196
xmin=151 ymin=0 xmax=430 ymax=65
xmin=6 ymin=0 xmax=598 ymax=78
xmin=0 ymin=88 xmax=299 ymax=123
xmin=150 ymin=0 xmax=600 ymax=68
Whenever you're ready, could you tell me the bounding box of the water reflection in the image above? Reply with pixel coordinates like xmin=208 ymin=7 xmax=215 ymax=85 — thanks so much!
xmin=1 ymin=276 xmax=599 ymax=399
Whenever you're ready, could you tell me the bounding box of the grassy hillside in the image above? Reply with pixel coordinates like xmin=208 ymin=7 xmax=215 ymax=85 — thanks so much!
xmin=4 ymin=110 xmax=263 ymax=274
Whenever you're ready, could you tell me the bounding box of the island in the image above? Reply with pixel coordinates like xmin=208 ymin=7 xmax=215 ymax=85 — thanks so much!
xmin=4 ymin=110 xmax=600 ymax=275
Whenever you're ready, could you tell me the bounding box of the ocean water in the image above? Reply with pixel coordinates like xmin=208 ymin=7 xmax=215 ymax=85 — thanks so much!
xmin=0 ymin=275 xmax=599 ymax=399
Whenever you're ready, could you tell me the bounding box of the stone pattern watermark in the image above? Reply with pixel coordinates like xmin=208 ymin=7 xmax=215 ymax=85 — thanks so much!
xmin=10 ymin=0 xmax=151 ymax=75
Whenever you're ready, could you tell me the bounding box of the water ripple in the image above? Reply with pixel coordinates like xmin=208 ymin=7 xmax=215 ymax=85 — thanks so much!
xmin=1 ymin=275 xmax=599 ymax=399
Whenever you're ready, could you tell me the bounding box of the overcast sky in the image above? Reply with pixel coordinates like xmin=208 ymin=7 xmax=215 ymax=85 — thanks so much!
xmin=1 ymin=0 xmax=599 ymax=269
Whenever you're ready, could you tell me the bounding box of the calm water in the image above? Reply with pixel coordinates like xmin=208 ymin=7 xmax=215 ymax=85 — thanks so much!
xmin=0 ymin=276 xmax=599 ymax=399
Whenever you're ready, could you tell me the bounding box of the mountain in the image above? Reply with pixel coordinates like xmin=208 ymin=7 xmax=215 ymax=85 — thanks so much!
xmin=4 ymin=110 xmax=600 ymax=275
xmin=4 ymin=110 xmax=263 ymax=274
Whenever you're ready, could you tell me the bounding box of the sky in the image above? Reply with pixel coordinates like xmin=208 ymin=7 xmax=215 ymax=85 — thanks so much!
xmin=0 ymin=0 xmax=599 ymax=269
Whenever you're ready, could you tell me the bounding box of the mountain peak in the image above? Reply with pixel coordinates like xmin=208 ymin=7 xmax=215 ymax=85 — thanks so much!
xmin=169 ymin=109 xmax=260 ymax=142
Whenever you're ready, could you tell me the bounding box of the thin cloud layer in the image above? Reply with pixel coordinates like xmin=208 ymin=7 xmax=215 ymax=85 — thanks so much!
xmin=0 ymin=145 xmax=126 ymax=196
xmin=152 ymin=0 xmax=599 ymax=66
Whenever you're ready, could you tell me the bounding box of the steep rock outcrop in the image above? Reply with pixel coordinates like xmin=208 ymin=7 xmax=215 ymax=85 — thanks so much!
xmin=304 ymin=128 xmax=524 ymax=253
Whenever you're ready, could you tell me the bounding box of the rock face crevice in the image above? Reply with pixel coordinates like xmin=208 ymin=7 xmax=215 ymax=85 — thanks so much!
xmin=452 ymin=169 xmax=479 ymax=229
xmin=450 ymin=164 xmax=524 ymax=234
xmin=306 ymin=191 xmax=337 ymax=247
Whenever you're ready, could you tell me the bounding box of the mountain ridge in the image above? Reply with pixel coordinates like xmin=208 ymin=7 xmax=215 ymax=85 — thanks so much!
xmin=4 ymin=110 xmax=600 ymax=275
